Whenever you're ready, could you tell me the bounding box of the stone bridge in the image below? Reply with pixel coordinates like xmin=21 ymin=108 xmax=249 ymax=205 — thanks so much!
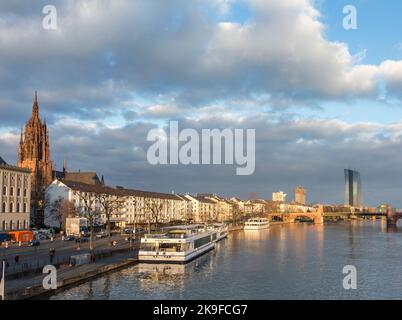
xmin=268 ymin=205 xmax=324 ymax=224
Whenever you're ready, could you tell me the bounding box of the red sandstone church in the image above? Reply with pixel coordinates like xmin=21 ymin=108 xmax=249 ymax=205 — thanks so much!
xmin=18 ymin=92 xmax=53 ymax=193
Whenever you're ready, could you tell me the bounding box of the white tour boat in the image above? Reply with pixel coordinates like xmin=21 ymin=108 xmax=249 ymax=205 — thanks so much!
xmin=244 ymin=218 xmax=270 ymax=230
xmin=139 ymin=225 xmax=215 ymax=264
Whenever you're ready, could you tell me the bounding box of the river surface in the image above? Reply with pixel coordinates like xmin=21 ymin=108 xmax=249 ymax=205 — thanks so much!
xmin=50 ymin=221 xmax=402 ymax=300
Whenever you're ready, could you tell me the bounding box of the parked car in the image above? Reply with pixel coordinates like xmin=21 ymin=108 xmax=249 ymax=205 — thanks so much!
xmin=96 ymin=231 xmax=107 ymax=239
xmin=64 ymin=235 xmax=76 ymax=241
xmin=29 ymin=239 xmax=40 ymax=247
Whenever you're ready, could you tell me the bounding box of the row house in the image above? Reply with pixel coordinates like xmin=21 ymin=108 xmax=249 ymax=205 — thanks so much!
xmin=117 ymin=187 xmax=188 ymax=225
xmin=243 ymin=199 xmax=267 ymax=216
xmin=45 ymin=179 xmax=191 ymax=228
xmin=204 ymin=195 xmax=234 ymax=222
xmin=184 ymin=194 xmax=218 ymax=223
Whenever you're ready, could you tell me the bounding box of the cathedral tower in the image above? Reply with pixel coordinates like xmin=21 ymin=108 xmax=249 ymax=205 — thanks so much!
xmin=18 ymin=91 xmax=53 ymax=198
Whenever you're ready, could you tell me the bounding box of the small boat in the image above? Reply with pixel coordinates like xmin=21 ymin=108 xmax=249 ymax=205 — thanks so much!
xmin=138 ymin=225 xmax=215 ymax=264
xmin=244 ymin=218 xmax=270 ymax=230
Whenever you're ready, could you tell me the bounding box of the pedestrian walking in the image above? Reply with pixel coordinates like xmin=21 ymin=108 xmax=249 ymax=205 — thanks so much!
xmin=14 ymin=255 xmax=19 ymax=264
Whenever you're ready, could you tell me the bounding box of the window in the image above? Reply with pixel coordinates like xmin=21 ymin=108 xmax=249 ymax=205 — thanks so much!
xmin=23 ymin=220 xmax=26 ymax=229
xmin=10 ymin=187 xmax=13 ymax=196
xmin=2 ymin=221 xmax=5 ymax=231
xmin=9 ymin=202 xmax=13 ymax=212
xmin=17 ymin=203 xmax=20 ymax=213
xmin=1 ymin=202 xmax=5 ymax=213
xmin=2 ymin=186 xmax=6 ymax=196
xmin=16 ymin=220 xmax=20 ymax=230
xmin=17 ymin=188 xmax=21 ymax=196
xmin=9 ymin=220 xmax=13 ymax=230
xmin=23 ymin=189 xmax=27 ymax=197
xmin=23 ymin=203 xmax=27 ymax=213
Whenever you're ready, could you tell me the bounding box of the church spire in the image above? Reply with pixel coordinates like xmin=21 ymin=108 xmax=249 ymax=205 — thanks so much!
xmin=32 ymin=91 xmax=39 ymax=118
xmin=18 ymin=128 xmax=24 ymax=164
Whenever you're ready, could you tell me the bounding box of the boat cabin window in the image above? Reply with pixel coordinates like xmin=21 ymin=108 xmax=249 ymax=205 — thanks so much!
xmin=140 ymin=242 xmax=190 ymax=252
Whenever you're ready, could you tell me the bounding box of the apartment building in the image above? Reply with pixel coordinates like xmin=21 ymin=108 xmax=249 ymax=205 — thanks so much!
xmin=0 ymin=159 xmax=31 ymax=231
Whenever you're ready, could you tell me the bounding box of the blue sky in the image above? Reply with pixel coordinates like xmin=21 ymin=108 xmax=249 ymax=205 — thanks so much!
xmin=2 ymin=0 xmax=402 ymax=206
xmin=301 ymin=0 xmax=402 ymax=124
xmin=321 ymin=0 xmax=402 ymax=64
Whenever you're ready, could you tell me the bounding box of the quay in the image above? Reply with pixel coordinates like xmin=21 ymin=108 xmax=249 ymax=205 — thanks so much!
xmin=5 ymin=248 xmax=139 ymax=300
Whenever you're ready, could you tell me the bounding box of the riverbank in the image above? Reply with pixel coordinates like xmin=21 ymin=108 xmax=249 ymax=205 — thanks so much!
xmin=5 ymin=249 xmax=138 ymax=300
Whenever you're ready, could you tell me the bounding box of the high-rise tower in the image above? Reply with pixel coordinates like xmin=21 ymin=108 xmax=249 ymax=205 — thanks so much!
xmin=344 ymin=169 xmax=362 ymax=207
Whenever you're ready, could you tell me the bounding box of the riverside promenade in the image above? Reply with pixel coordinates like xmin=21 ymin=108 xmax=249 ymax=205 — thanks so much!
xmin=4 ymin=246 xmax=139 ymax=300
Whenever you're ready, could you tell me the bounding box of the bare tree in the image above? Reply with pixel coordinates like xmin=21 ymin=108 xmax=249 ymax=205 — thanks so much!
xmin=46 ymin=196 xmax=78 ymax=231
xmin=231 ymin=202 xmax=241 ymax=224
xmin=97 ymin=189 xmax=126 ymax=245
xmin=74 ymin=190 xmax=99 ymax=253
xmin=248 ymin=192 xmax=260 ymax=201
xmin=144 ymin=198 xmax=164 ymax=232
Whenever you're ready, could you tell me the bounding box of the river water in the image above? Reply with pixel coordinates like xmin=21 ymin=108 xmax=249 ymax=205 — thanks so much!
xmin=50 ymin=221 xmax=402 ymax=300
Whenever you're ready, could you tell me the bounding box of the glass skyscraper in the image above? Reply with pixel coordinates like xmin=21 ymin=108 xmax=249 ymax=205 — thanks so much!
xmin=344 ymin=169 xmax=362 ymax=207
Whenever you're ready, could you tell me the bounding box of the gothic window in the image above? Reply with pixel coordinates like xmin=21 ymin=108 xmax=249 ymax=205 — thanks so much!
xmin=24 ymin=188 xmax=27 ymax=197
xmin=2 ymin=221 xmax=5 ymax=231
xmin=17 ymin=203 xmax=20 ymax=213
xmin=23 ymin=203 xmax=27 ymax=213
xmin=23 ymin=220 xmax=26 ymax=229
xmin=1 ymin=202 xmax=5 ymax=213
xmin=9 ymin=202 xmax=13 ymax=212
xmin=17 ymin=220 xmax=20 ymax=230
xmin=2 ymin=186 xmax=5 ymax=196
xmin=10 ymin=187 xmax=13 ymax=196
xmin=9 ymin=220 xmax=13 ymax=230
xmin=17 ymin=188 xmax=21 ymax=197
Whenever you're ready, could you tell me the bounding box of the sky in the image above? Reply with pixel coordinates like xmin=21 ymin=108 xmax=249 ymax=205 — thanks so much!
xmin=1 ymin=0 xmax=402 ymax=206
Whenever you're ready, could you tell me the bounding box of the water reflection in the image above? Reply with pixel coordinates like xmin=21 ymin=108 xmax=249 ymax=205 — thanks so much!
xmin=51 ymin=221 xmax=402 ymax=300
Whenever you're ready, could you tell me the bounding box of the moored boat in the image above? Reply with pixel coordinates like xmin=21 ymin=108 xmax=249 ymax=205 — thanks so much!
xmin=206 ymin=223 xmax=228 ymax=242
xmin=244 ymin=218 xmax=270 ymax=230
xmin=139 ymin=225 xmax=215 ymax=264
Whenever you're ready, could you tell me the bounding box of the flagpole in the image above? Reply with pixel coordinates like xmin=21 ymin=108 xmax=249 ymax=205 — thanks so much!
xmin=1 ymin=260 xmax=5 ymax=300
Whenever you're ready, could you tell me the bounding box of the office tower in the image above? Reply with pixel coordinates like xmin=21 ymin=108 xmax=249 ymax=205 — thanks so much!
xmin=344 ymin=169 xmax=362 ymax=207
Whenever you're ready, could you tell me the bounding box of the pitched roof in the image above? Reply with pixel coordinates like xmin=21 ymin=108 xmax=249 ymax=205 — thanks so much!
xmin=64 ymin=172 xmax=102 ymax=185
xmin=195 ymin=196 xmax=217 ymax=204
xmin=61 ymin=180 xmax=182 ymax=200
xmin=0 ymin=157 xmax=31 ymax=173
xmin=62 ymin=180 xmax=118 ymax=194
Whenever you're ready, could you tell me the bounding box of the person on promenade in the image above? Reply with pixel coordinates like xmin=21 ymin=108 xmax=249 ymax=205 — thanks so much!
xmin=14 ymin=255 xmax=19 ymax=264
xmin=49 ymin=248 xmax=55 ymax=263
